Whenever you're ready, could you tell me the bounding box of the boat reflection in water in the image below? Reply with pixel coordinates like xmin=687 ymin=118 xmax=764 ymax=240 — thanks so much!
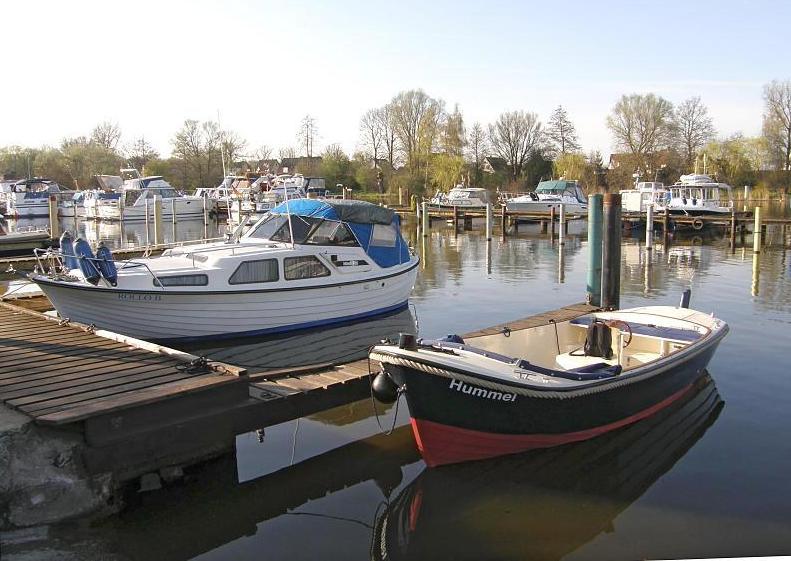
xmin=372 ymin=373 xmax=723 ymax=561
xmin=179 ymin=307 xmax=416 ymax=372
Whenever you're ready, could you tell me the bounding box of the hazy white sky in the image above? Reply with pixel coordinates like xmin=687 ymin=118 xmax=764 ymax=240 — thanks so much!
xmin=1 ymin=0 xmax=787 ymax=159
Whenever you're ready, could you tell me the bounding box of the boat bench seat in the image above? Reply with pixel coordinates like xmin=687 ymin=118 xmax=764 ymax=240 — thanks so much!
xmin=555 ymin=351 xmax=616 ymax=371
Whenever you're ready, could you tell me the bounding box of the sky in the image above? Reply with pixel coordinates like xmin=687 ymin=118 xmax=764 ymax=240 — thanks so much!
xmin=1 ymin=0 xmax=788 ymax=161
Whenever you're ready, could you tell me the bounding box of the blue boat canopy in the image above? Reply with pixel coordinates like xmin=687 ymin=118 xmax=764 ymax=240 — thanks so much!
xmin=270 ymin=199 xmax=395 ymax=225
xmin=269 ymin=199 xmax=410 ymax=268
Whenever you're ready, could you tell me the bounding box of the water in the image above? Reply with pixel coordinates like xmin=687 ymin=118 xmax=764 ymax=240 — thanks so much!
xmin=3 ymin=214 xmax=791 ymax=560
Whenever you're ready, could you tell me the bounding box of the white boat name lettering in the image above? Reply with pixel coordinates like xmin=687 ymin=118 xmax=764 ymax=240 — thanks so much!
xmin=449 ymin=379 xmax=516 ymax=402
xmin=117 ymin=293 xmax=162 ymax=302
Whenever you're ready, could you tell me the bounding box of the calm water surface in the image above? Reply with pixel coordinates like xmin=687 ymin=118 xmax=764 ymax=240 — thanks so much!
xmin=3 ymin=214 xmax=791 ymax=560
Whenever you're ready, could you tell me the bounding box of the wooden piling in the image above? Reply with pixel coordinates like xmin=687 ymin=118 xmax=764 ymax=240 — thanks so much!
xmin=558 ymin=203 xmax=566 ymax=246
xmin=48 ymin=195 xmax=60 ymax=241
xmin=601 ymin=193 xmax=622 ymax=310
xmin=753 ymin=206 xmax=762 ymax=253
xmin=645 ymin=203 xmax=654 ymax=251
xmin=421 ymin=201 xmax=428 ymax=237
xmin=549 ymin=206 xmax=556 ymax=240
xmin=730 ymin=208 xmax=736 ymax=251
xmin=144 ymin=199 xmax=150 ymax=246
xmin=202 ymin=194 xmax=209 ymax=240
xmin=153 ymin=196 xmax=164 ymax=246
xmin=587 ymin=194 xmax=603 ymax=307
xmin=171 ymin=199 xmax=177 ymax=241
xmin=485 ymin=203 xmax=492 ymax=241
xmin=500 ymin=205 xmax=507 ymax=239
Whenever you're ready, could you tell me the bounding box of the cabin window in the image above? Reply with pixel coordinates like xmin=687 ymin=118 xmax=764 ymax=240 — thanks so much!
xmin=153 ymin=274 xmax=209 ymax=287
xmin=305 ymin=221 xmax=359 ymax=246
xmin=229 ymin=259 xmax=279 ymax=284
xmin=270 ymin=215 xmax=314 ymax=243
xmin=370 ymin=224 xmax=397 ymax=247
xmin=284 ymin=256 xmax=330 ymax=280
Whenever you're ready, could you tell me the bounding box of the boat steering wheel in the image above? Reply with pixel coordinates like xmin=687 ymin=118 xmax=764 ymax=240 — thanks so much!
xmin=605 ymin=319 xmax=633 ymax=347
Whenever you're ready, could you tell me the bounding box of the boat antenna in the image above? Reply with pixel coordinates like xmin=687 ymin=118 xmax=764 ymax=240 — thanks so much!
xmin=217 ymin=109 xmax=228 ymax=179
xmin=284 ymin=180 xmax=295 ymax=249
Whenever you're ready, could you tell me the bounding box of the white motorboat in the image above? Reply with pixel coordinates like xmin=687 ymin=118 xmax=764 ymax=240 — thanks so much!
xmin=430 ymin=186 xmax=493 ymax=209
xmin=665 ymin=174 xmax=733 ymax=216
xmin=505 ymin=179 xmax=588 ymax=215
xmin=620 ymin=181 xmax=669 ymax=213
xmin=30 ymin=199 xmax=419 ymax=342
xmin=5 ymin=178 xmax=63 ymax=218
xmin=93 ymin=175 xmax=204 ymax=221
xmin=0 ymin=217 xmax=50 ymax=255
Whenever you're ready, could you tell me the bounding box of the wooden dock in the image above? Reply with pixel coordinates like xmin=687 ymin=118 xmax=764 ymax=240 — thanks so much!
xmin=0 ymin=295 xmax=600 ymax=483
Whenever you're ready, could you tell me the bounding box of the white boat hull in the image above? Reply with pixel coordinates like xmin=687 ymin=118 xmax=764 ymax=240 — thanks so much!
xmin=505 ymin=200 xmax=588 ymax=215
xmin=34 ymin=263 xmax=418 ymax=342
xmin=96 ymin=198 xmax=205 ymax=221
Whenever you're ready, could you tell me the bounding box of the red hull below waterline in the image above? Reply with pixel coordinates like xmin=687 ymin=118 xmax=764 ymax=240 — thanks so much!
xmin=410 ymin=383 xmax=695 ymax=467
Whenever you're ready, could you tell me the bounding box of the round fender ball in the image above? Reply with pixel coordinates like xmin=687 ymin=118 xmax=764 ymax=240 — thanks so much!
xmin=372 ymin=372 xmax=399 ymax=403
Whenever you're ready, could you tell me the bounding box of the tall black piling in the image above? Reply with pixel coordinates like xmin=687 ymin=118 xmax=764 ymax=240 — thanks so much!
xmin=601 ymin=193 xmax=622 ymax=310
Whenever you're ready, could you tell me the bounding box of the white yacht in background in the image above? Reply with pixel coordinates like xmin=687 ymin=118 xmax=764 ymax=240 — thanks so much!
xmin=665 ymin=174 xmax=733 ymax=216
xmin=430 ymin=186 xmax=493 ymax=209
xmin=93 ymin=173 xmax=203 ymax=221
xmin=505 ymin=179 xmax=588 ymax=215
xmin=5 ymin=178 xmax=64 ymax=218
xmin=620 ymin=181 xmax=669 ymax=213
xmin=31 ymin=199 xmax=419 ymax=342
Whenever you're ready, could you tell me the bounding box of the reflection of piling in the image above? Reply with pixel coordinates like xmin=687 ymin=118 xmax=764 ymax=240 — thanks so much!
xmin=558 ymin=204 xmax=565 ymax=246
xmin=645 ymin=204 xmax=654 ymax=251
xmin=421 ymin=201 xmax=428 ymax=237
xmin=586 ymin=194 xmax=603 ymax=307
xmin=485 ymin=203 xmax=492 ymax=241
xmin=729 ymin=208 xmax=736 ymax=252
xmin=753 ymin=206 xmax=762 ymax=253
xmin=558 ymin=243 xmax=565 ymax=283
xmin=453 ymin=205 xmax=459 ymax=233
xmin=48 ymin=195 xmax=60 ymax=240
xmin=752 ymin=252 xmax=760 ymax=296
xmin=154 ymin=196 xmax=164 ymax=246
xmin=601 ymin=193 xmax=622 ymax=310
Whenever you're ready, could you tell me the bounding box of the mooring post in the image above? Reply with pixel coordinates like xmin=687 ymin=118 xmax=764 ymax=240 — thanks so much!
xmin=153 ymin=196 xmax=164 ymax=246
xmin=558 ymin=203 xmax=566 ymax=246
xmin=645 ymin=203 xmax=654 ymax=251
xmin=730 ymin=207 xmax=736 ymax=251
xmin=601 ymin=193 xmax=622 ymax=310
xmin=453 ymin=204 xmax=459 ymax=233
xmin=144 ymin=198 xmax=150 ymax=246
xmin=753 ymin=206 xmax=762 ymax=253
xmin=549 ymin=206 xmax=556 ymax=240
xmin=743 ymin=185 xmax=750 ymax=213
xmin=587 ymin=194 xmax=603 ymax=307
xmin=48 ymin=195 xmax=60 ymax=240
xmin=485 ymin=203 xmax=493 ymax=241
xmin=202 ymin=194 xmax=209 ymax=240
xmin=171 ymin=199 xmax=177 ymax=240
xmin=421 ymin=201 xmax=428 ymax=237
xmin=500 ymin=205 xmax=507 ymax=239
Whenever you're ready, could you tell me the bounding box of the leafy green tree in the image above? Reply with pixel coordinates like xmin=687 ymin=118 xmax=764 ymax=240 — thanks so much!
xmin=552 ymin=152 xmax=587 ymax=180
xmin=389 ymin=89 xmax=445 ymax=174
xmin=428 ymin=153 xmax=465 ymax=192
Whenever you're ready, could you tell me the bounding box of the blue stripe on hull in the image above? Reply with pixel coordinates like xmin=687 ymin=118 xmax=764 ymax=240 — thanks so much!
xmin=153 ymin=300 xmax=410 ymax=344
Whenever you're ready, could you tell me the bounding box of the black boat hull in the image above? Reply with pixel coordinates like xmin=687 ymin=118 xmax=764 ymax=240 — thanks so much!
xmin=384 ymin=335 xmax=723 ymax=466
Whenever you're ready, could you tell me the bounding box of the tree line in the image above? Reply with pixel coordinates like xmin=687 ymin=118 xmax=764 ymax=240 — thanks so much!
xmin=2 ymin=80 xmax=790 ymax=195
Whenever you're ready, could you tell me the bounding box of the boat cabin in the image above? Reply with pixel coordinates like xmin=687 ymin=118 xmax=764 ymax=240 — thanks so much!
xmin=535 ymin=180 xmax=587 ymax=203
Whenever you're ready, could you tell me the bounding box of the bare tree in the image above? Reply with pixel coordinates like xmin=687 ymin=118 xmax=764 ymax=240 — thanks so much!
xmin=466 ymin=122 xmax=488 ymax=184
xmin=763 ymin=80 xmax=791 ymax=171
xmin=298 ymin=115 xmax=318 ymax=157
xmin=172 ymin=119 xmax=204 ymax=187
xmin=124 ymin=136 xmax=159 ymax=171
xmin=91 ymin=121 xmax=122 ymax=152
xmin=389 ymin=89 xmax=445 ymax=172
xmin=606 ymin=93 xmax=675 ymax=171
xmin=378 ymin=105 xmax=398 ymax=169
xmin=442 ymin=104 xmax=465 ymax=157
xmin=488 ymin=111 xmax=543 ymax=180
xmin=675 ymin=96 xmax=715 ymax=168
xmin=546 ymin=106 xmax=581 ymax=157
xmin=359 ymin=108 xmax=384 ymax=167
xmin=279 ymin=146 xmax=297 ymax=160
xmin=221 ymin=130 xmax=247 ymax=171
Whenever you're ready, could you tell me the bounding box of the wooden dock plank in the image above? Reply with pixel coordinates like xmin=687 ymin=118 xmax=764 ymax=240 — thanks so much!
xmin=0 ymin=353 xmax=176 ymax=384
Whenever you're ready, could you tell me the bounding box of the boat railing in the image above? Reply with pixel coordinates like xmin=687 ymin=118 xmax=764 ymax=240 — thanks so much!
xmin=33 ymin=247 xmax=168 ymax=289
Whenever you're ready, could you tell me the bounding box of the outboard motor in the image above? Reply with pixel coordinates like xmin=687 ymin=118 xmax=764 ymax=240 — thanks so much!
xmin=73 ymin=237 xmax=101 ymax=285
xmin=59 ymin=231 xmax=79 ymax=270
xmin=95 ymin=242 xmax=118 ymax=286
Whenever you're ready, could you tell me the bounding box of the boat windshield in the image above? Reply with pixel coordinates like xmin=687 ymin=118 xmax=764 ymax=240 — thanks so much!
xmin=246 ymin=214 xmax=359 ymax=246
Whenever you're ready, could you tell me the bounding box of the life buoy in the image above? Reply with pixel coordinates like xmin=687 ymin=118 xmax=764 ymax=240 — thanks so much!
xmin=692 ymin=218 xmax=704 ymax=231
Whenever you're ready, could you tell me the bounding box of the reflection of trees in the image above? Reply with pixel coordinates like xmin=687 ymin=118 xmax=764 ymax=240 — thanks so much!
xmin=754 ymin=247 xmax=791 ymax=314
